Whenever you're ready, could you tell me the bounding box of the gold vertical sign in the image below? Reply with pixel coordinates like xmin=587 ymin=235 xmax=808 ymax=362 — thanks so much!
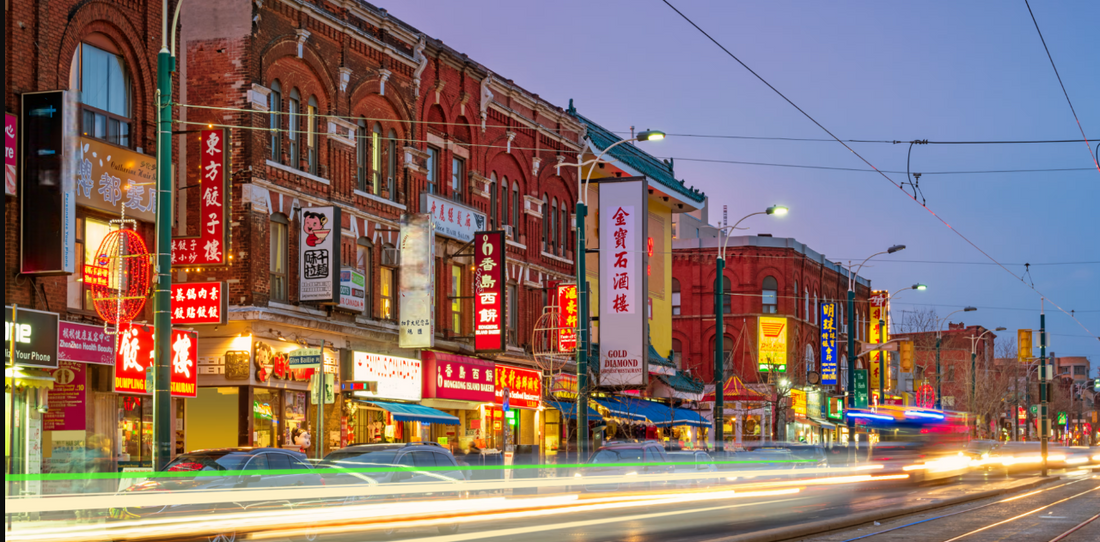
xmin=1017 ymin=329 xmax=1032 ymax=363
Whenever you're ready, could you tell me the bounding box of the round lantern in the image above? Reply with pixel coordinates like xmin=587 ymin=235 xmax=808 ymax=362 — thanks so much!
xmin=916 ymin=384 xmax=937 ymax=409
xmin=90 ymin=227 xmax=152 ymax=325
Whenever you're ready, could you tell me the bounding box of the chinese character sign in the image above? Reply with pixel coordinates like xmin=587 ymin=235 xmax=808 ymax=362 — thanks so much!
xmin=494 ymin=364 xmax=541 ymax=409
xmin=557 ymin=283 xmax=578 ymax=353
xmin=473 ymin=231 xmax=506 ymax=352
xmin=172 ymin=129 xmax=229 ymax=267
xmin=298 ymin=206 xmax=341 ymax=302
xmin=758 ymin=316 xmax=788 ymax=373
xmin=169 ymin=329 xmax=198 ymax=398
xmin=114 ymin=325 xmax=197 ymax=397
xmin=869 ymin=290 xmax=888 ymax=388
xmin=421 ymin=193 xmax=487 ymax=242
xmin=76 ymin=136 xmax=156 ymax=222
xmin=170 ymin=281 xmax=226 ymax=325
xmin=820 ymin=302 xmax=838 ymax=385
xmin=399 ymin=213 xmax=434 ymax=349
xmin=598 ymin=178 xmax=648 ymax=387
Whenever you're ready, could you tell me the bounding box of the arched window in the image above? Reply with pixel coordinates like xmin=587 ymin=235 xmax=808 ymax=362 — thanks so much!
xmin=813 ymin=291 xmax=819 ymax=324
xmin=356 ymin=237 xmax=373 ymax=316
xmin=500 ymin=177 xmax=509 ymax=228
xmin=356 ymin=119 xmax=368 ymax=191
xmin=371 ymin=123 xmax=382 ymax=194
xmin=306 ymin=96 xmax=318 ymax=174
xmin=671 ymin=278 xmax=681 ymax=315
xmin=560 ymin=205 xmax=569 ymax=255
xmin=380 ymin=243 xmax=397 ymax=320
xmin=541 ymin=195 xmax=549 ymax=250
xmin=672 ymin=339 xmax=683 ymax=369
xmin=762 ymin=276 xmax=778 ymax=314
xmin=805 ymin=344 xmax=815 ymax=374
xmin=386 ymin=129 xmax=397 ymax=199
xmin=511 ymin=182 xmax=520 ymax=235
xmin=805 ymin=287 xmax=810 ymax=322
xmin=71 ymin=39 xmax=133 ymax=147
xmin=550 ymin=198 xmax=558 ymax=251
xmin=490 ymin=173 xmax=499 ymax=228
xmin=794 ymin=280 xmax=799 ymax=319
xmin=451 ymin=153 xmax=464 ymax=203
xmin=287 ymin=89 xmax=300 ymax=168
xmin=269 ymin=81 xmax=282 ymax=161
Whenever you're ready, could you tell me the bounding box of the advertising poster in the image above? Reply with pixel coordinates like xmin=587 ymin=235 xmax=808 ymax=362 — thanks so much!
xmin=399 ymin=213 xmax=434 ymax=348
xmin=494 ymin=364 xmax=541 ymax=410
xmin=21 ymin=90 xmax=77 ymax=275
xmin=869 ymin=290 xmax=888 ymax=389
xmin=45 ymin=361 xmax=86 ymax=431
xmin=171 ymin=281 xmax=226 ymax=325
xmin=298 ymin=205 xmax=341 ymax=302
xmin=473 ymin=231 xmax=506 ymax=352
xmin=349 ymin=351 xmax=422 ymax=402
xmin=5 ymin=113 xmax=16 ymax=196
xmin=422 ymin=193 xmax=487 ymax=242
xmin=758 ymin=316 xmax=788 ymax=373
xmin=598 ymin=178 xmax=648 ymax=387
xmin=557 ymin=284 xmax=578 ymax=352
xmin=172 ymin=129 xmax=228 ymax=266
xmin=819 ymin=302 xmax=838 ymax=385
xmin=339 ymin=268 xmax=366 ymax=312
xmin=5 ymin=305 xmax=60 ymax=369
xmin=59 ymin=321 xmax=114 ymax=365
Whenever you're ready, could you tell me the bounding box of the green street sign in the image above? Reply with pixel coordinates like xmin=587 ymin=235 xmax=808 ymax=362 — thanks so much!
xmin=1029 ymin=405 xmax=1038 ymax=415
xmin=1056 ymin=411 xmax=1067 ymax=425
xmin=854 ymin=370 xmax=869 ymax=408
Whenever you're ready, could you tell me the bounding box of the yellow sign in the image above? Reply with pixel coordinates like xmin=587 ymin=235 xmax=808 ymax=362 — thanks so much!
xmin=1017 ymin=329 xmax=1032 ymax=363
xmin=77 ymin=137 xmax=157 ymax=222
xmin=790 ymin=389 xmax=807 ymax=417
xmin=869 ymin=290 xmax=888 ymax=389
xmin=758 ymin=316 xmax=787 ymax=372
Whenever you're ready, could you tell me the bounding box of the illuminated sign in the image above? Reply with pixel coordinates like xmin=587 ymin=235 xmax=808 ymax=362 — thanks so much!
xmin=299 ymin=205 xmax=341 ymax=303
xmin=550 ymin=373 xmax=578 ymax=399
xmin=82 ymin=264 xmax=109 ymax=288
xmin=758 ymin=316 xmax=788 ymax=372
xmin=171 ymin=281 xmax=226 ymax=325
xmin=598 ymin=178 xmax=648 ymax=387
xmin=869 ymin=290 xmax=888 ymax=388
xmin=557 ymin=283 xmax=578 ymax=353
xmin=5 ymin=113 xmax=16 ymax=196
xmin=5 ymin=306 xmax=60 ymax=369
xmin=173 ymin=129 xmax=228 ymax=266
xmin=399 ymin=213 xmax=434 ymax=348
xmin=113 ymin=324 xmax=197 ymax=397
xmin=494 ymin=364 xmax=541 ymax=410
xmin=351 ymin=351 xmax=422 ymax=402
xmin=473 ymin=231 xmax=506 ymax=352
xmin=791 ymin=389 xmax=807 ymax=417
xmin=59 ymin=321 xmax=114 ymax=365
xmin=853 ymin=370 xmax=869 ymax=408
xmin=820 ymin=302 xmax=838 ymax=385
xmin=21 ymin=91 xmax=77 ymax=276
xmin=422 ymin=193 xmax=487 ymax=242
xmin=422 ymin=351 xmax=495 ymax=403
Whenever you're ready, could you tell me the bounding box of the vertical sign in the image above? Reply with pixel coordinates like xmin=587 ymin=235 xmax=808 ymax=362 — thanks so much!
xmin=169 ymin=329 xmax=199 ymax=398
xmin=820 ymin=302 xmax=838 ymax=385
xmin=853 ymin=369 xmax=869 ymax=408
xmin=21 ymin=91 xmax=77 ymax=275
xmin=171 ymin=281 xmax=226 ymax=325
xmin=473 ymin=231 xmax=506 ymax=352
xmin=758 ymin=316 xmax=788 ymax=372
xmin=869 ymin=290 xmax=888 ymax=388
xmin=1017 ymin=329 xmax=1032 ymax=363
xmin=399 ymin=213 xmax=434 ymax=348
xmin=173 ymin=129 xmax=228 ymax=266
xmin=557 ymin=283 xmax=578 ymax=352
xmin=598 ymin=178 xmax=647 ymax=387
xmin=5 ymin=113 xmax=16 ymax=196
xmin=114 ymin=325 xmax=197 ymax=397
xmin=299 ymin=206 xmax=341 ymax=302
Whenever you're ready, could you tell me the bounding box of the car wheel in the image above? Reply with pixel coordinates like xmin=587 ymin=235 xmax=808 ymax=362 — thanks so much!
xmin=206 ymin=532 xmax=237 ymax=542
xmin=437 ymin=523 xmax=460 ymax=535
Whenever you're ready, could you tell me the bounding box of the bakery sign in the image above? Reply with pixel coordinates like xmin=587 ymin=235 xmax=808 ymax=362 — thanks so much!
xmin=422 ymin=351 xmax=495 ymax=403
xmin=473 ymin=231 xmax=506 ymax=352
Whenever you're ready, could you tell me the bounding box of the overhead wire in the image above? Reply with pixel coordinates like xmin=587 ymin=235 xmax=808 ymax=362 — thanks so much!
xmin=659 ymin=0 xmax=1098 ymax=343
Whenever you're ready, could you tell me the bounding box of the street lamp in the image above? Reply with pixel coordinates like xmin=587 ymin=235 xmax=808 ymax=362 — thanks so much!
xmin=560 ymin=129 xmax=664 ymax=459
xmin=712 ymin=206 xmax=788 ymax=451
xmin=844 ymin=245 xmax=904 ymax=416
xmin=877 ymin=283 xmax=927 ymax=396
xmin=969 ymin=326 xmax=1006 ymax=437
xmin=935 ymin=306 xmax=977 ymax=410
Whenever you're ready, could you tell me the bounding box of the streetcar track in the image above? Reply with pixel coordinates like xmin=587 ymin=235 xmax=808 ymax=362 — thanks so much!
xmin=940 ymin=484 xmax=1099 ymax=542
xmin=1049 ymin=512 xmax=1100 ymax=542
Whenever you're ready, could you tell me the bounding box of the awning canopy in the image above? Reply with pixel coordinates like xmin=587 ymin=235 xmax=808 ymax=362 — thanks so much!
xmin=806 ymin=416 xmax=837 ymax=429
xmin=593 ymin=397 xmax=709 ymax=428
xmin=702 ymin=375 xmax=766 ymax=402
xmin=5 ymin=368 xmax=55 ymax=390
xmin=360 ymin=400 xmax=460 ymax=425
xmin=545 ymin=399 xmax=601 ymax=421
xmin=669 ymin=407 xmax=709 ymax=428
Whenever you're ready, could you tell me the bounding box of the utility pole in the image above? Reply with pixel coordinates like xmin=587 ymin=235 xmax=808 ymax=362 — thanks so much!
xmin=714 ymin=256 xmax=725 ymax=451
xmin=1039 ymin=299 xmax=1048 ymax=477
xmin=153 ymin=27 xmax=175 ymax=471
xmin=575 ymin=200 xmax=589 ymax=460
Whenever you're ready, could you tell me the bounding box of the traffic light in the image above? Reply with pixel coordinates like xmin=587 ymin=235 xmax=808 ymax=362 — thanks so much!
xmin=1017 ymin=329 xmax=1032 ymax=362
xmin=1093 ymin=378 xmax=1099 ymax=392
xmin=899 ymin=340 xmax=914 ymax=372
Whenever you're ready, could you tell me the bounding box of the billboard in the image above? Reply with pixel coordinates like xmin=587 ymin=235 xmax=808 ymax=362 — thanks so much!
xmin=473 ymin=231 xmax=506 ymax=352
xmin=598 ymin=177 xmax=648 ymax=387
xmin=173 ymin=129 xmax=228 ymax=266
xmin=557 ymin=283 xmax=578 ymax=352
xmin=171 ymin=281 xmax=226 ymax=325
xmin=298 ymin=206 xmax=341 ymax=303
xmin=820 ymin=302 xmax=838 ymax=385
xmin=758 ymin=316 xmax=788 ymax=372
xmin=869 ymin=290 xmax=888 ymax=388
xmin=339 ymin=268 xmax=366 ymax=312
xmin=21 ymin=91 xmax=77 ymax=275
xmin=5 ymin=306 xmax=60 ymax=369
xmin=399 ymin=213 xmax=435 ymax=348
xmin=349 ymin=351 xmax=422 ymax=402
xmin=422 ymin=193 xmax=487 ymax=242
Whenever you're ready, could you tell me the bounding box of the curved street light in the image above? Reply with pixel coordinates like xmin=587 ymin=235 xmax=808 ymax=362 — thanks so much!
xmin=968 ymin=326 xmax=1006 ymax=437
xmin=934 ymin=306 xmax=977 ymax=410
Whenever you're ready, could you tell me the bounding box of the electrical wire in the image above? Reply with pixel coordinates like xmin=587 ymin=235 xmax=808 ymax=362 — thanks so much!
xmin=660 ymin=0 xmax=1098 ymax=343
xmin=1023 ymin=0 xmax=1100 ymax=177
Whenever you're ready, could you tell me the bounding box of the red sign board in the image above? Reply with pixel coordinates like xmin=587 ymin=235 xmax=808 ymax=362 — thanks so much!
xmin=171 ymin=281 xmax=226 ymax=325
xmin=473 ymin=231 xmax=506 ymax=352
xmin=494 ymin=364 xmax=541 ymax=410
xmin=557 ymin=284 xmax=578 ymax=352
xmin=83 ymin=264 xmax=110 ymax=288
xmin=422 ymin=351 xmax=495 ymax=403
xmin=173 ymin=129 xmax=228 ymax=267
xmin=46 ymin=361 xmax=86 ymax=431
xmin=114 ymin=325 xmax=198 ymax=397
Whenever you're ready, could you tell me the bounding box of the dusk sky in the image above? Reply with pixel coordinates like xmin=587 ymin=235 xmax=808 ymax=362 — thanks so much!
xmin=390 ymin=1 xmax=1099 ymax=366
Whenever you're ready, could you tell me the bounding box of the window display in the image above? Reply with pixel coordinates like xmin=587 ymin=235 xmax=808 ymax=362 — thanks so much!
xmin=253 ymin=388 xmax=281 ymax=448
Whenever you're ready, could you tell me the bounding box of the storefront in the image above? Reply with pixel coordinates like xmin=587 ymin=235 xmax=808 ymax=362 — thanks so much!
xmin=703 ymin=376 xmax=768 ymax=449
xmin=420 ymin=351 xmax=495 ymax=454
xmin=6 ymin=306 xmax=60 ymax=498
xmin=592 ymin=396 xmax=709 ymax=449
xmin=544 ymin=373 xmax=582 ymax=454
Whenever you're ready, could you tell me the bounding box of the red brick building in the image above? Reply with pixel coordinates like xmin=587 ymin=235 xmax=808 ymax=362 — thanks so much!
xmin=891 ymin=323 xmax=997 ymax=410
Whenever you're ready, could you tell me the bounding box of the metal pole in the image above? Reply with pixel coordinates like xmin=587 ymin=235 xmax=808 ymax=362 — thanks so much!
xmin=153 ymin=45 xmax=175 ymax=472
xmin=7 ymin=305 xmax=18 ymax=530
xmin=316 ymin=340 xmax=325 ymax=460
xmin=1039 ymin=300 xmax=1047 ymax=477
xmin=971 ymin=349 xmax=977 ymax=437
xmin=935 ymin=335 xmax=942 ymax=410
xmin=575 ymin=201 xmax=589 ymax=460
xmin=846 ymin=288 xmax=855 ymax=450
xmin=1014 ymin=357 xmax=1019 ymax=441
xmin=878 ymin=317 xmax=885 ymax=401
xmin=714 ymin=256 xmax=725 ymax=452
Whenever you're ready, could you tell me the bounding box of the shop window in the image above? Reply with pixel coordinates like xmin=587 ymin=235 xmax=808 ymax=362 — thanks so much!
xmin=67 ymin=216 xmax=114 ymax=310
xmin=253 ymin=388 xmax=282 ymax=447
xmin=270 ymin=214 xmax=289 ymax=302
xmin=357 ymin=238 xmax=373 ymax=317
xmin=762 ymin=276 xmax=778 ymax=314
xmin=118 ymin=395 xmax=152 ymax=465
xmin=451 ymin=156 xmax=464 ymax=203
xmin=426 ymin=146 xmax=439 ymax=194
xmin=371 ymin=123 xmax=382 ymax=194
xmin=270 ymin=81 xmax=282 ymax=161
xmin=356 ymin=119 xmax=368 ymax=191
xmin=507 ymin=284 xmax=518 ymax=345
xmin=71 ymin=40 xmax=132 ymax=147
xmin=451 ymin=264 xmax=463 ymax=337
xmin=671 ymin=278 xmax=681 ymax=316
xmin=386 ymin=129 xmax=398 ymax=200
xmin=490 ymin=173 xmax=500 ymax=228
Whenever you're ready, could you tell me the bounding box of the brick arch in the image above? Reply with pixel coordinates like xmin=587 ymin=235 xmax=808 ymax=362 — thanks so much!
xmin=58 ymin=6 xmax=155 ymax=148
xmin=541 ymin=175 xmax=575 ymax=210
xmin=487 ymin=149 xmax=529 ymax=193
xmin=754 ymin=267 xmax=784 ymax=290
xmin=350 ymin=93 xmax=408 ymax=143
xmin=453 ymin=115 xmax=474 ymax=146
xmin=347 ymin=83 xmax=414 ymax=141
xmin=425 ymin=103 xmax=448 ymax=135
xmin=259 ymin=38 xmax=336 ymax=109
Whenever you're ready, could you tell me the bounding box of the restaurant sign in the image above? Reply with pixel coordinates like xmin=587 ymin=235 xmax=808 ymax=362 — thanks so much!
xmin=113 ymin=324 xmax=198 ymax=397
xmin=820 ymin=302 xmax=838 ymax=385
xmin=171 ymin=281 xmax=225 ymax=325
xmin=299 ymin=206 xmax=341 ymax=303
xmin=172 ymin=129 xmax=228 ymax=266
xmin=556 ymin=283 xmax=578 ymax=352
xmin=758 ymin=316 xmax=788 ymax=372
xmin=77 ymin=136 xmax=156 ymax=222
xmin=494 ymin=364 xmax=541 ymax=410
xmin=598 ymin=178 xmax=648 ymax=387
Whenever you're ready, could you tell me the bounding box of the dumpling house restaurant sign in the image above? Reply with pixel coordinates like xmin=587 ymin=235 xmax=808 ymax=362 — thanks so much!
xmin=113 ymin=324 xmax=198 ymax=397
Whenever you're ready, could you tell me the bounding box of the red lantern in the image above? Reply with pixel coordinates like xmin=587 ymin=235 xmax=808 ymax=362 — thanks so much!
xmin=89 ymin=228 xmax=152 ymax=324
xmin=917 ymin=384 xmax=937 ymax=409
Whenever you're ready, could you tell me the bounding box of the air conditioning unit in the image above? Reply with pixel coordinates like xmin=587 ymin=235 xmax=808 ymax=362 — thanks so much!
xmin=503 ymin=225 xmax=514 ymax=239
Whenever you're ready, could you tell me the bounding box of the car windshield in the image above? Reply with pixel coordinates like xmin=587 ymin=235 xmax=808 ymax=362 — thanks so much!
xmin=667 ymin=452 xmax=698 ymax=462
xmin=164 ymin=452 xmax=251 ymax=472
xmin=322 ymin=450 xmax=400 ymax=469
xmin=591 ymin=449 xmax=644 ymax=464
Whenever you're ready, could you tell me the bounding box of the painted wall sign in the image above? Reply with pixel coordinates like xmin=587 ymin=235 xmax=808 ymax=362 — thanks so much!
xmin=758 ymin=316 xmax=788 ymax=373
xmin=473 ymin=231 xmax=506 ymax=352
xmin=5 ymin=112 xmax=16 ymax=196
xmin=113 ymin=325 xmax=197 ymax=397
xmin=422 ymin=351 xmax=495 ymax=403
xmin=77 ymin=136 xmax=156 ymax=222
xmin=494 ymin=364 xmax=541 ymax=410
xmin=173 ymin=129 xmax=228 ymax=266
xmin=820 ymin=302 xmax=838 ymax=385
xmin=557 ymin=283 xmax=578 ymax=353
xmin=59 ymin=321 xmax=114 ymax=365
xmin=5 ymin=306 xmax=60 ymax=369
xmin=598 ymin=178 xmax=648 ymax=387
xmin=171 ymin=281 xmax=226 ymax=325
xmin=350 ymin=351 xmax=422 ymax=402
xmin=421 ymin=193 xmax=487 ymax=242
xmin=298 ymin=205 xmax=341 ymax=302
xmin=21 ymin=91 xmax=77 ymax=275
xmin=399 ymin=213 xmax=434 ymax=348
xmin=45 ymin=361 xmax=86 ymax=431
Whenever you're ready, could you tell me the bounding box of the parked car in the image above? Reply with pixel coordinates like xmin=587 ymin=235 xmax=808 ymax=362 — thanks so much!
xmin=576 ymin=440 xmax=673 ymax=492
xmin=756 ymin=445 xmax=828 ymax=473
xmin=667 ymin=451 xmax=718 ymax=488
xmin=107 ymin=447 xmax=322 ymax=542
xmin=712 ymin=449 xmax=797 ymax=482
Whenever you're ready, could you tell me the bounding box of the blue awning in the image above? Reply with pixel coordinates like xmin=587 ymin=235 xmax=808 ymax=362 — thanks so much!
xmin=545 ymin=400 xmax=601 ymax=420
xmin=363 ymin=401 xmax=460 ymax=425
xmin=594 ymin=397 xmax=710 ymax=428
xmin=669 ymin=407 xmax=709 ymax=428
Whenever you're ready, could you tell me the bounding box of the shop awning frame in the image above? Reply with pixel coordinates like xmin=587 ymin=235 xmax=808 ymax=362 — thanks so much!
xmin=545 ymin=399 xmax=601 ymax=421
xmin=593 ymin=396 xmax=709 ymax=428
xmin=806 ymin=416 xmax=837 ymax=429
xmin=359 ymin=400 xmax=460 ymax=426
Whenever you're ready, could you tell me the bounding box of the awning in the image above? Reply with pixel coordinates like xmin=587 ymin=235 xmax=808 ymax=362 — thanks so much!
xmin=669 ymin=407 xmax=709 ymax=428
xmin=703 ymin=375 xmax=766 ymax=402
xmin=807 ymin=416 xmax=837 ymax=429
xmin=593 ymin=397 xmax=651 ymax=421
xmin=653 ymin=372 xmax=704 ymax=394
xmin=5 ymin=368 xmax=56 ymax=390
xmin=545 ymin=399 xmax=601 ymax=421
xmin=360 ymin=400 xmax=460 ymax=425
